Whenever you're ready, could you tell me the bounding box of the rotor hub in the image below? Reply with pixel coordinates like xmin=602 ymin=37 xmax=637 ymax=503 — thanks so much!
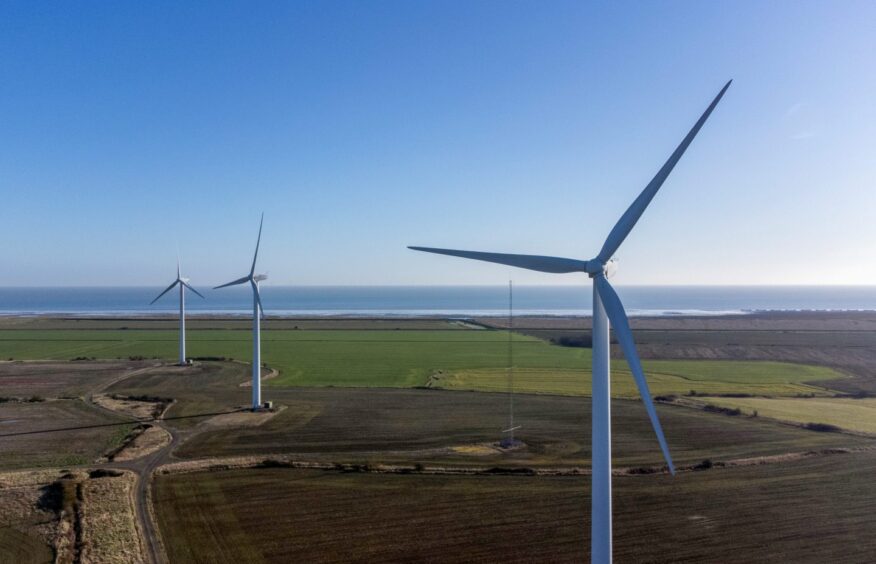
xmin=586 ymin=259 xmax=617 ymax=278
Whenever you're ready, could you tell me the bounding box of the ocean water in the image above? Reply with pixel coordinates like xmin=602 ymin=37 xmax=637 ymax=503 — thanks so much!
xmin=0 ymin=286 xmax=875 ymax=317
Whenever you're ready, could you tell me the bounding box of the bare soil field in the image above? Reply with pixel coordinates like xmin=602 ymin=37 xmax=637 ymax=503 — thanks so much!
xmin=153 ymin=448 xmax=876 ymax=563
xmin=0 ymin=360 xmax=151 ymax=399
xmin=80 ymin=360 xmax=867 ymax=468
xmin=0 ymin=400 xmax=133 ymax=470
xmin=477 ymin=311 xmax=876 ymax=331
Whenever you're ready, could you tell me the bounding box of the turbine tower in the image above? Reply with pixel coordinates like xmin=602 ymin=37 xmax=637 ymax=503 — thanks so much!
xmin=409 ymin=81 xmax=731 ymax=564
xmin=214 ymin=213 xmax=268 ymax=410
xmin=150 ymin=258 xmax=205 ymax=365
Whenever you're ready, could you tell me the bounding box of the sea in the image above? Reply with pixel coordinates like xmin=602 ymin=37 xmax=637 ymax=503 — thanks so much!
xmin=0 ymin=286 xmax=875 ymax=318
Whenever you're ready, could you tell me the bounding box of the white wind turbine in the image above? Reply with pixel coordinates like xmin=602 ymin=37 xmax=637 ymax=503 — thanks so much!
xmin=214 ymin=213 xmax=268 ymax=410
xmin=410 ymin=81 xmax=731 ymax=564
xmin=150 ymin=258 xmax=205 ymax=365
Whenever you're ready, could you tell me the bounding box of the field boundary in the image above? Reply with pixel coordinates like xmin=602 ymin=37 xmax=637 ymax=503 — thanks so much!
xmin=152 ymin=446 xmax=873 ymax=479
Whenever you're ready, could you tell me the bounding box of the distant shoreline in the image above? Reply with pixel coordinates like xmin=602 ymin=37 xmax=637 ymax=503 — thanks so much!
xmin=2 ymin=309 xmax=876 ymax=320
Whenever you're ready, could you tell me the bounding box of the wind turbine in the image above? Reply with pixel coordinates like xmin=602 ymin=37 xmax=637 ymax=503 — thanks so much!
xmin=150 ymin=258 xmax=205 ymax=365
xmin=409 ymin=81 xmax=731 ymax=564
xmin=214 ymin=213 xmax=267 ymax=410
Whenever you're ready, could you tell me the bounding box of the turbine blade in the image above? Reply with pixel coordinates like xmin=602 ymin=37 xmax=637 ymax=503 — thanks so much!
xmin=251 ymin=280 xmax=265 ymax=319
xmin=594 ymin=276 xmax=675 ymax=474
xmin=408 ymin=246 xmax=588 ymax=274
xmin=250 ymin=212 xmax=264 ymax=277
xmin=150 ymin=280 xmax=179 ymax=305
xmin=182 ymin=281 xmax=206 ymax=299
xmin=596 ymin=80 xmax=732 ymax=263
xmin=213 ymin=275 xmax=251 ymax=290
xmin=176 ymin=256 xmax=181 ymax=280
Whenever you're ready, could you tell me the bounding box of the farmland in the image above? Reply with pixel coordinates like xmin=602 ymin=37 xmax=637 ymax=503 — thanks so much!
xmin=704 ymin=396 xmax=876 ymax=434
xmin=1 ymin=313 xmax=874 ymax=563
xmin=0 ymin=400 xmax=133 ymax=470
xmin=153 ymin=449 xmax=876 ymax=564
xmin=93 ymin=360 xmax=867 ymax=469
xmin=0 ymin=327 xmax=847 ymax=397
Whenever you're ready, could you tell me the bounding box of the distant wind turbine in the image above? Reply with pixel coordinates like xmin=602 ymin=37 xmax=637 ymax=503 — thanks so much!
xmin=214 ymin=213 xmax=267 ymax=410
xmin=410 ymin=80 xmax=731 ymax=564
xmin=150 ymin=258 xmax=205 ymax=365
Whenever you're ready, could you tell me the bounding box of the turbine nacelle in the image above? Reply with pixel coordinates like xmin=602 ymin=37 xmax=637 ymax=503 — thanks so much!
xmin=253 ymin=274 xmax=268 ymax=282
xmin=586 ymin=258 xmax=618 ymax=278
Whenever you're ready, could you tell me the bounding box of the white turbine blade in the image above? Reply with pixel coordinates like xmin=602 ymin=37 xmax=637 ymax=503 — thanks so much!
xmin=408 ymin=246 xmax=588 ymax=274
xmin=594 ymin=276 xmax=675 ymax=474
xmin=596 ymin=80 xmax=732 ymax=263
xmin=182 ymin=281 xmax=206 ymax=299
xmin=150 ymin=280 xmax=179 ymax=305
xmin=250 ymin=212 xmax=264 ymax=277
xmin=251 ymin=280 xmax=265 ymax=319
xmin=176 ymin=256 xmax=181 ymax=280
xmin=213 ymin=275 xmax=250 ymax=290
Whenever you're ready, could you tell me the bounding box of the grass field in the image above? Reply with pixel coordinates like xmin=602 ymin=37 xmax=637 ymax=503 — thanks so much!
xmin=705 ymin=396 xmax=876 ymax=434
xmin=440 ymin=359 xmax=834 ymax=398
xmin=0 ymin=329 xmax=846 ymax=397
xmin=153 ymin=450 xmax=876 ymax=563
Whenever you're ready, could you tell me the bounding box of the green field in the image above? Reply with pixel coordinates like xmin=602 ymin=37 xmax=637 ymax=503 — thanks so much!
xmin=154 ymin=451 xmax=876 ymax=563
xmin=441 ymin=359 xmax=833 ymax=398
xmin=705 ymin=396 xmax=876 ymax=434
xmin=0 ymin=329 xmax=846 ymax=397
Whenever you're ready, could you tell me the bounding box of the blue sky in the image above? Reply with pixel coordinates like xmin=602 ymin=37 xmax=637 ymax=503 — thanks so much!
xmin=1 ymin=1 xmax=873 ymax=286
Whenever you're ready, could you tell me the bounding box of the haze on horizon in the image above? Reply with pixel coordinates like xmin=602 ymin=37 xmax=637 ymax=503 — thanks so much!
xmin=1 ymin=1 xmax=874 ymax=287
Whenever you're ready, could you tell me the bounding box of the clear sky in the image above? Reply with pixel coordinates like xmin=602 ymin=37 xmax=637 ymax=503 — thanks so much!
xmin=1 ymin=1 xmax=873 ymax=286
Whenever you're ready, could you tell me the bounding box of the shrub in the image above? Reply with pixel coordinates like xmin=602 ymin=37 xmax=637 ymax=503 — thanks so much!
xmin=693 ymin=459 xmax=713 ymax=470
xmin=551 ymin=336 xmax=592 ymax=348
xmin=482 ymin=467 xmax=536 ymax=475
xmin=804 ymin=422 xmax=841 ymax=433
xmin=703 ymin=404 xmax=741 ymax=416
xmin=258 ymin=459 xmax=291 ymax=468
xmin=627 ymin=466 xmax=659 ymax=475
xmin=27 ymin=395 xmax=45 ymax=403
xmin=89 ymin=469 xmax=123 ymax=479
